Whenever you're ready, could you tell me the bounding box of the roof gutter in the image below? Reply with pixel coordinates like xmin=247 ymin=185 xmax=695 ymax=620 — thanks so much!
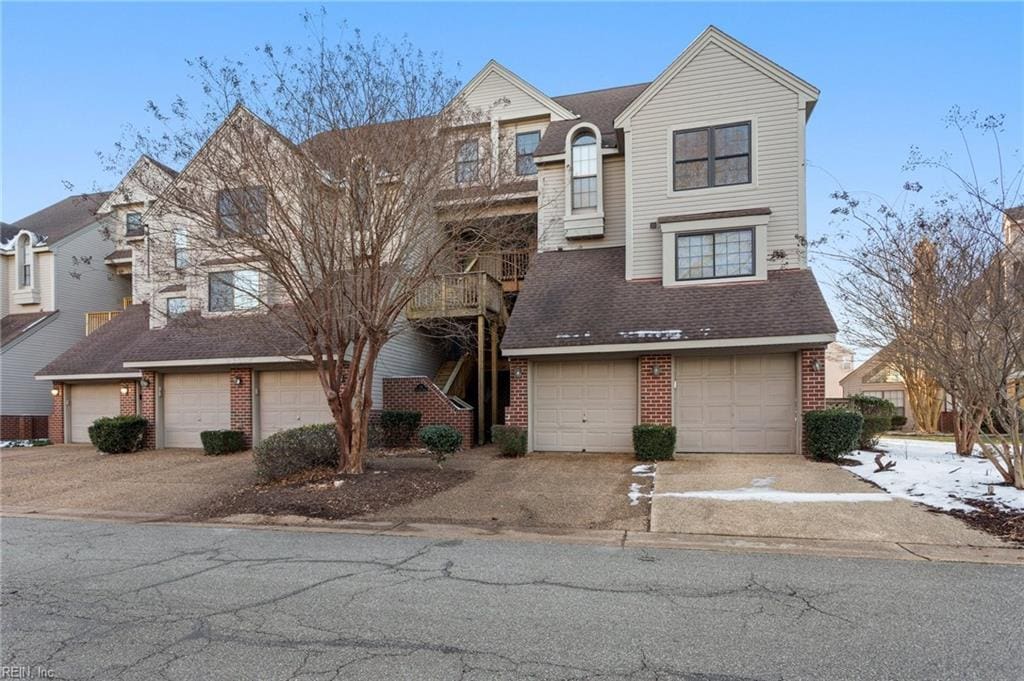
xmin=502 ymin=333 xmax=836 ymax=357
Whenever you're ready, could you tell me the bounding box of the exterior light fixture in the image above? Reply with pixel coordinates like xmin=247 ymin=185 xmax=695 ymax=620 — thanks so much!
xmin=513 ymin=367 xmax=523 ymax=379
xmin=120 ymin=386 xmax=130 ymax=396
xmin=50 ymin=387 xmax=60 ymax=396
xmin=233 ymin=376 xmax=243 ymax=386
xmin=140 ymin=379 xmax=150 ymax=389
xmin=651 ymin=365 xmax=662 ymax=376
xmin=812 ymin=360 xmax=824 ymax=372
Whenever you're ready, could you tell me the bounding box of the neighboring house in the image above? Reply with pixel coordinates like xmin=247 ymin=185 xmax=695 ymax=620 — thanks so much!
xmin=839 ymin=351 xmax=912 ymax=429
xmin=0 ymin=193 xmax=131 ymax=439
xmin=40 ymin=25 xmax=837 ymax=454
xmin=825 ymin=343 xmax=855 ymax=399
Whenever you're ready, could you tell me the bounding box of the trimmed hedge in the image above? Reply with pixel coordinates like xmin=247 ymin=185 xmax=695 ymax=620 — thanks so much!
xmin=632 ymin=424 xmax=677 ymax=461
xmin=849 ymin=393 xmax=895 ymax=418
xmin=858 ymin=415 xmax=892 ymax=450
xmin=890 ymin=415 xmax=908 ymax=430
xmin=379 ymin=410 xmax=422 ymax=448
xmin=804 ymin=409 xmax=863 ymax=461
xmin=88 ymin=416 xmax=148 ymax=454
xmin=254 ymin=423 xmax=339 ymax=481
xmin=492 ymin=424 xmax=527 ymax=457
xmin=419 ymin=424 xmax=462 ymax=464
xmin=200 ymin=430 xmax=246 ymax=456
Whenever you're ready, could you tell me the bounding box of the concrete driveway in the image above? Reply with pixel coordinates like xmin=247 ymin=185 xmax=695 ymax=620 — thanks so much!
xmin=1 ymin=444 xmax=257 ymax=519
xmin=651 ymin=454 xmax=1003 ymax=546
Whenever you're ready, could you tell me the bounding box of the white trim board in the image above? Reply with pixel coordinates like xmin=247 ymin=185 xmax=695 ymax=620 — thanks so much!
xmin=504 ymin=333 xmax=836 ymax=357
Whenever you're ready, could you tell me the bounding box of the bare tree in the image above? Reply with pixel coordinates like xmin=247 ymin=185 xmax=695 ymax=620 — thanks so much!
xmin=104 ymin=13 xmax=524 ymax=473
xmin=827 ymin=109 xmax=1023 ymax=488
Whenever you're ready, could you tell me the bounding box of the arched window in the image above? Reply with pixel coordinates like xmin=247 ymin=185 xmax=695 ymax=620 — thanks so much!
xmin=571 ymin=132 xmax=598 ymax=210
xmin=17 ymin=233 xmax=32 ymax=288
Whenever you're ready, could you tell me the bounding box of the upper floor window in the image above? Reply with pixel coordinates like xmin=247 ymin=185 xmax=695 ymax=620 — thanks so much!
xmin=217 ymin=187 xmax=267 ymax=236
xmin=166 ymin=297 xmax=187 ymax=318
xmin=125 ymin=212 xmax=143 ymax=236
xmin=208 ymin=269 xmax=259 ymax=312
xmin=571 ymin=132 xmax=598 ymax=209
xmin=515 ymin=132 xmax=541 ymax=176
xmin=17 ymin=234 xmax=32 ymax=287
xmin=455 ymin=140 xmax=480 ymax=184
xmin=676 ymin=228 xmax=753 ymax=281
xmin=673 ymin=122 xmax=751 ymax=191
xmin=173 ymin=228 xmax=188 ymax=270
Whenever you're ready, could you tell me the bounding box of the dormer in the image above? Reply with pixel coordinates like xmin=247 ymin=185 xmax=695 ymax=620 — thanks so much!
xmin=11 ymin=230 xmax=41 ymax=305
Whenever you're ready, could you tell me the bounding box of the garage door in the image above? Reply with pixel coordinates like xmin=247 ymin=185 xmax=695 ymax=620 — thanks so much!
xmin=258 ymin=370 xmax=333 ymax=438
xmin=69 ymin=383 xmax=121 ymax=444
xmin=532 ymin=360 xmax=637 ymax=452
xmin=163 ymin=373 xmax=230 ymax=448
xmin=676 ymin=354 xmax=796 ymax=453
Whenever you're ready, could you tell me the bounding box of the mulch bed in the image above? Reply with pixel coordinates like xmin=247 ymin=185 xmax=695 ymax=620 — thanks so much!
xmin=944 ymin=499 xmax=1024 ymax=546
xmin=193 ymin=464 xmax=472 ymax=521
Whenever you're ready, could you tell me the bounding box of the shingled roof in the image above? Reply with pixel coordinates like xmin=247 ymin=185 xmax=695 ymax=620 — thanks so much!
xmin=36 ymin=304 xmax=150 ymax=377
xmin=502 ymin=247 xmax=837 ymax=352
xmin=5 ymin=192 xmax=110 ymax=246
xmin=534 ymin=82 xmax=649 ymax=157
xmin=1 ymin=311 xmax=58 ymax=350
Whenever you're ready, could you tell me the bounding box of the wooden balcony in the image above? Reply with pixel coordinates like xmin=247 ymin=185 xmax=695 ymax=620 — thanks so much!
xmin=407 ymin=272 xmax=503 ymax=320
xmin=469 ymin=249 xmax=532 ymax=292
xmin=85 ymin=311 xmax=120 ymax=336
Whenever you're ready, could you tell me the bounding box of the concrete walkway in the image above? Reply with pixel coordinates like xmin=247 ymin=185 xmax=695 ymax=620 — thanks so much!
xmin=650 ymin=454 xmax=1003 ymax=546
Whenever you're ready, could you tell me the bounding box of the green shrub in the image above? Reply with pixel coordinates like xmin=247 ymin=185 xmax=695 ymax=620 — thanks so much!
xmin=858 ymin=415 xmax=892 ymax=450
xmin=379 ymin=410 xmax=422 ymax=448
xmin=890 ymin=415 xmax=908 ymax=430
xmin=200 ymin=430 xmax=246 ymax=456
xmin=632 ymin=424 xmax=677 ymax=461
xmin=804 ymin=409 xmax=863 ymax=461
xmin=849 ymin=394 xmax=895 ymax=418
xmin=492 ymin=424 xmax=527 ymax=457
xmin=254 ymin=423 xmax=338 ymax=481
xmin=88 ymin=416 xmax=148 ymax=454
xmin=419 ymin=424 xmax=462 ymax=465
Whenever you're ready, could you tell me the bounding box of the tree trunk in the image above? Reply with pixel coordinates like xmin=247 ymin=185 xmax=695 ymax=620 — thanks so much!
xmin=337 ymin=340 xmax=382 ymax=476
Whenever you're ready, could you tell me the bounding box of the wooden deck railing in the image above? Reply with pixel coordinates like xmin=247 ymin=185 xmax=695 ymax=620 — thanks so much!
xmin=407 ymin=272 xmax=503 ymax=320
xmin=85 ymin=311 xmax=120 ymax=336
xmin=122 ymin=296 xmax=133 ymax=309
xmin=470 ymin=249 xmax=531 ymax=292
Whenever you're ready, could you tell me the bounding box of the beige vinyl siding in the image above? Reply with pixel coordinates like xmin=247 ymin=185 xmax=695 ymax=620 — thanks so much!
xmin=537 ymin=156 xmax=627 ymax=251
xmin=627 ymin=42 xmax=804 ymax=279
xmin=462 ymin=70 xmax=555 ymax=121
xmin=371 ymin=321 xmax=444 ymax=405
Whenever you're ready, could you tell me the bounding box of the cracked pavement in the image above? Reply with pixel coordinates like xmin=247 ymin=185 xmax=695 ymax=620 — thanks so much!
xmin=2 ymin=517 xmax=1022 ymax=680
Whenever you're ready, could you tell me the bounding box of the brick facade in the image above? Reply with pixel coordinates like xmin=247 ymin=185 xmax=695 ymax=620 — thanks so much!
xmin=140 ymin=371 xmax=157 ymax=449
xmin=505 ymin=358 xmax=528 ymax=428
xmin=229 ymin=368 xmax=254 ymax=448
xmin=383 ymin=376 xmax=475 ymax=447
xmin=47 ymin=383 xmax=65 ymax=443
xmin=119 ymin=381 xmax=138 ymax=416
xmin=639 ymin=354 xmax=673 ymax=425
xmin=1 ymin=415 xmax=49 ymax=440
xmin=800 ymin=346 xmax=827 ymax=455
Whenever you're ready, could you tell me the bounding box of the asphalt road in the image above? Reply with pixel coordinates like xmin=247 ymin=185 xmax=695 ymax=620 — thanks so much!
xmin=2 ymin=517 xmax=1022 ymax=681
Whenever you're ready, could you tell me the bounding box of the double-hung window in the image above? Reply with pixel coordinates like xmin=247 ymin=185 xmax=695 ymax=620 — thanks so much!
xmin=515 ymin=131 xmax=541 ymax=176
xmin=673 ymin=122 xmax=751 ymax=191
xmin=125 ymin=212 xmax=143 ymax=236
xmin=676 ymin=228 xmax=754 ymax=281
xmin=217 ymin=187 xmax=267 ymax=235
xmin=455 ymin=140 xmax=480 ymax=184
xmin=18 ymin=236 xmax=32 ymax=287
xmin=208 ymin=270 xmax=260 ymax=312
xmin=166 ymin=297 xmax=188 ymax=318
xmin=571 ymin=132 xmax=598 ymax=209
xmin=173 ymin=228 xmax=188 ymax=270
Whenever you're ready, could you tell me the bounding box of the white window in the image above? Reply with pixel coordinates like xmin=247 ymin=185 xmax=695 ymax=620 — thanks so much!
xmin=676 ymin=229 xmax=754 ymax=281
xmin=673 ymin=122 xmax=751 ymax=191
xmin=217 ymin=187 xmax=267 ymax=235
xmin=515 ymin=131 xmax=541 ymax=176
xmin=17 ymin=234 xmax=32 ymax=288
xmin=571 ymin=132 xmax=598 ymax=209
xmin=125 ymin=212 xmax=143 ymax=236
xmin=166 ymin=297 xmax=187 ymax=318
xmin=208 ymin=270 xmax=259 ymax=312
xmin=455 ymin=139 xmax=479 ymax=184
xmin=173 ymin=228 xmax=188 ymax=270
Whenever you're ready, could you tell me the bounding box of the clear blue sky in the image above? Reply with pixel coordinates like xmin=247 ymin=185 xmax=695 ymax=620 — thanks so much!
xmin=3 ymin=2 xmax=1021 ymax=352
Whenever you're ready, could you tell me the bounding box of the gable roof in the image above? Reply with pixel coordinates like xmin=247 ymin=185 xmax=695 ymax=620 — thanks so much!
xmin=534 ymin=82 xmax=649 ymax=157
xmin=502 ymin=247 xmax=836 ymax=353
xmin=615 ymin=25 xmax=819 ymax=128
xmin=838 ymin=346 xmax=898 ymax=387
xmin=36 ymin=304 xmax=150 ymax=378
xmin=3 ymin=192 xmax=110 ymax=248
xmin=452 ymin=60 xmax=577 ymax=122
xmin=97 ymin=155 xmax=178 ymax=214
xmin=1 ymin=311 xmax=58 ymax=350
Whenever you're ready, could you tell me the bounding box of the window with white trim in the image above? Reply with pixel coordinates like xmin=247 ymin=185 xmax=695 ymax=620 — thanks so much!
xmin=675 ymin=228 xmax=754 ymax=281
xmin=455 ymin=139 xmax=480 ymax=184
xmin=17 ymin=234 xmax=32 ymax=287
xmin=217 ymin=187 xmax=267 ymax=235
xmin=166 ymin=297 xmax=187 ymax=318
xmin=862 ymin=390 xmax=905 ymax=417
xmin=571 ymin=131 xmax=598 ymax=209
xmin=208 ymin=270 xmax=259 ymax=312
xmin=673 ymin=122 xmax=751 ymax=191
xmin=125 ymin=212 xmax=143 ymax=236
xmin=173 ymin=228 xmax=188 ymax=270
xmin=515 ymin=131 xmax=541 ymax=176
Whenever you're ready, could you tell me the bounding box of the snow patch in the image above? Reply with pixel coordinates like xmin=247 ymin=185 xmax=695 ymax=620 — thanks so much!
xmin=0 ymin=440 xmax=49 ymax=448
xmin=628 ymin=482 xmax=648 ymax=506
xmin=631 ymin=464 xmax=655 ymax=477
xmin=617 ymin=329 xmax=684 ymax=341
xmin=847 ymin=437 xmax=1024 ymax=512
xmin=555 ymin=331 xmax=591 ymax=340
xmin=654 ymin=489 xmax=891 ymax=503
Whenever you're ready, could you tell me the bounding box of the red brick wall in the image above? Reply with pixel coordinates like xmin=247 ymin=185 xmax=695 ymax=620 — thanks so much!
xmin=505 ymin=358 xmax=528 ymax=428
xmin=140 ymin=371 xmax=157 ymax=449
xmin=229 ymin=368 xmax=253 ymax=448
xmin=639 ymin=355 xmax=673 ymax=425
xmin=119 ymin=381 xmax=138 ymax=416
xmin=800 ymin=347 xmax=827 ymax=455
xmin=383 ymin=377 xmax=475 ymax=447
xmin=48 ymin=383 xmax=65 ymax=444
xmin=1 ymin=415 xmax=49 ymax=440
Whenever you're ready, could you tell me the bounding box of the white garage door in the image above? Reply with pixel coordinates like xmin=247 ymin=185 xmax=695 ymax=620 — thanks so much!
xmin=163 ymin=373 xmax=230 ymax=448
xmin=69 ymin=383 xmax=121 ymax=444
xmin=676 ymin=354 xmax=797 ymax=453
xmin=258 ymin=370 xmax=333 ymax=438
xmin=532 ymin=360 xmax=637 ymax=452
